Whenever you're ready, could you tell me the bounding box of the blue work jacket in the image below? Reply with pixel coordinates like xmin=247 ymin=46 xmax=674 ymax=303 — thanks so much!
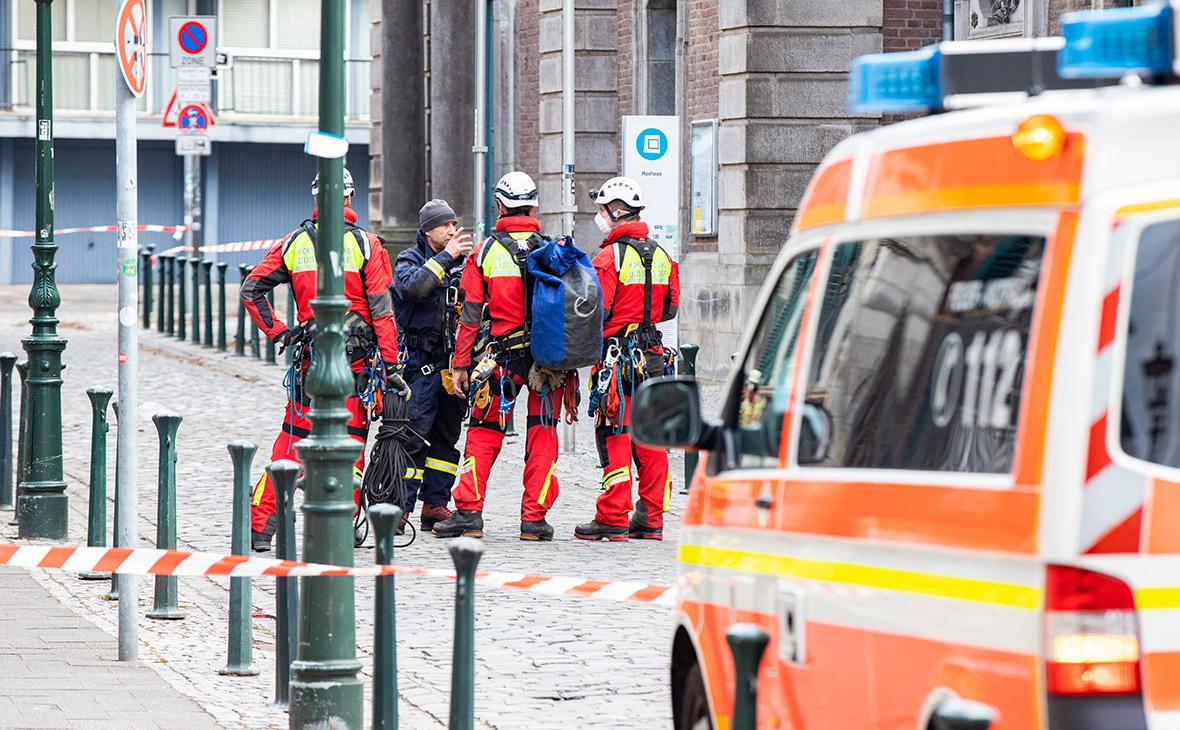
xmin=392 ymin=231 xmax=464 ymax=359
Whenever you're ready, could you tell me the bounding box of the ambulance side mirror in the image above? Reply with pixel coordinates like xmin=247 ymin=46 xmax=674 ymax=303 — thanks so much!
xmin=632 ymin=376 xmax=703 ymax=449
xmin=796 ymin=401 xmax=832 ymax=465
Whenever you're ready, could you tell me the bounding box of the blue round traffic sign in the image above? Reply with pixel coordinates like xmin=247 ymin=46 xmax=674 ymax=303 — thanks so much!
xmin=178 ymin=21 xmax=208 ymax=55
xmin=636 ymin=128 xmax=668 ymax=161
xmin=179 ymin=104 xmax=208 ymax=132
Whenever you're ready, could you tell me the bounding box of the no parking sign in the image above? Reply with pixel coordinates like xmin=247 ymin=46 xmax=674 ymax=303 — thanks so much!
xmin=169 ymin=16 xmax=217 ymax=68
xmin=116 ymin=0 xmax=148 ymax=97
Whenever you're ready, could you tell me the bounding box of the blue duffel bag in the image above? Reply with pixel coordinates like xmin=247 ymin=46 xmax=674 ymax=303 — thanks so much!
xmin=527 ymin=236 xmax=603 ymax=370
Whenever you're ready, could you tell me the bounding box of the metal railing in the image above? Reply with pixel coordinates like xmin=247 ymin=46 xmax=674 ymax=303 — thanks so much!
xmin=1 ymin=49 xmax=371 ymax=120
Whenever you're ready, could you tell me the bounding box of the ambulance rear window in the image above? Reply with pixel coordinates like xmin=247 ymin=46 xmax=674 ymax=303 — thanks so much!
xmin=1119 ymin=219 xmax=1180 ymax=469
xmin=801 ymin=233 xmax=1045 ymax=473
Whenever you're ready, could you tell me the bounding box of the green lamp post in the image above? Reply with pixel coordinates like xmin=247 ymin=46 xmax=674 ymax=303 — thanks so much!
xmin=287 ymin=0 xmax=363 ymax=725
xmin=20 ymin=0 xmax=67 ymax=540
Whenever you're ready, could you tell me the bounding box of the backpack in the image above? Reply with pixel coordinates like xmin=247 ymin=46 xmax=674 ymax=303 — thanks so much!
xmin=526 ymin=237 xmax=603 ymax=369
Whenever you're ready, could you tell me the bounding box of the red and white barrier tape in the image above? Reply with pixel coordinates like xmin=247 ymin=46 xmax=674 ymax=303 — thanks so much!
xmin=152 ymin=237 xmax=285 ymax=261
xmin=0 ymin=543 xmax=676 ymax=607
xmin=0 ymin=224 xmax=186 ymax=239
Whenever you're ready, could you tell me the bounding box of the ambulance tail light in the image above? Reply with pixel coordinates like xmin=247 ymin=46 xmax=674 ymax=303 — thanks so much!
xmin=848 ymin=46 xmax=942 ymax=113
xmin=1058 ymin=2 xmax=1175 ymax=79
xmin=1044 ymin=565 xmax=1141 ymax=695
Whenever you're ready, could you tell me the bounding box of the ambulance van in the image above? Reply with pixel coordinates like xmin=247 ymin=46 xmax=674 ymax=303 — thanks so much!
xmin=632 ymin=4 xmax=1180 ymax=729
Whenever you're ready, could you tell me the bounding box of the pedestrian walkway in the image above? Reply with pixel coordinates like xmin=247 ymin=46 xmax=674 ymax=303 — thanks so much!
xmin=0 ymin=568 xmax=217 ymax=730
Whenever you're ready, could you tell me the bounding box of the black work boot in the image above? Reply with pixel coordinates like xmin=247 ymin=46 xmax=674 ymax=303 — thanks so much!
xmin=573 ymin=520 xmax=629 ymax=541
xmin=629 ymin=502 xmax=663 ymax=540
xmin=520 ymin=519 xmax=554 ymax=542
xmin=432 ymin=509 xmax=484 ymax=538
xmin=252 ymin=514 xmax=277 ymax=553
xmin=420 ymin=502 xmax=453 ymax=531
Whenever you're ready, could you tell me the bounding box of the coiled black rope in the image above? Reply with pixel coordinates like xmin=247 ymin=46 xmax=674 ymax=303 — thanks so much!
xmin=355 ymin=384 xmax=423 ymax=549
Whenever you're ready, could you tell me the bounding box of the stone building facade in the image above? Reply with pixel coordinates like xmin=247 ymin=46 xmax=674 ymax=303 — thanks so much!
xmin=369 ymin=0 xmax=1135 ymax=378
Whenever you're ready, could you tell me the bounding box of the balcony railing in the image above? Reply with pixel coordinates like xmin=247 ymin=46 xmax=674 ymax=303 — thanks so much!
xmin=0 ymin=49 xmax=371 ymax=121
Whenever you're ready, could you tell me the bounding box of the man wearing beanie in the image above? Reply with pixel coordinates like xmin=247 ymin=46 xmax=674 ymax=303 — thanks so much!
xmin=390 ymin=199 xmax=474 ymax=531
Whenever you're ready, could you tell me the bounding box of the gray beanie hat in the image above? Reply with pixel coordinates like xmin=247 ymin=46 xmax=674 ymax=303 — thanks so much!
xmin=419 ymin=199 xmax=458 ymax=233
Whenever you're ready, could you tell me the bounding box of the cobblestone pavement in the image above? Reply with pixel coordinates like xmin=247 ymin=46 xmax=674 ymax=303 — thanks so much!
xmin=0 ymin=284 xmax=712 ymax=729
xmin=0 ymin=567 xmax=217 ymax=730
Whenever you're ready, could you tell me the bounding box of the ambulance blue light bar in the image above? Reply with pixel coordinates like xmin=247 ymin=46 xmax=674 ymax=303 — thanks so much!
xmin=1058 ymin=2 xmax=1176 ymax=79
xmin=849 ymin=46 xmax=942 ymax=113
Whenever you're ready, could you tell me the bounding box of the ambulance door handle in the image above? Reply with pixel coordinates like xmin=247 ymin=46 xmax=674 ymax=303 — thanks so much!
xmin=755 ymin=496 xmax=773 ymax=510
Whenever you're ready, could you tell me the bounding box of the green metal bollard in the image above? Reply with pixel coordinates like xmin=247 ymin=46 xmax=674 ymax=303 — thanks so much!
xmin=141 ymin=246 xmax=154 ymax=329
xmin=217 ymin=262 xmax=228 ymax=352
xmin=0 ymin=354 xmax=15 ymax=510
xmin=680 ymin=343 xmax=700 ymax=495
xmin=147 ymin=413 xmax=184 ymax=620
xmin=221 ymin=440 xmax=260 ymax=676
xmin=79 ymin=387 xmax=112 ymax=581
xmin=235 ymin=264 xmax=248 ymax=357
xmin=165 ymin=255 xmax=176 ymax=336
xmin=448 ymin=537 xmax=484 ymax=730
xmin=247 ymin=267 xmax=261 ymax=359
xmin=12 ymin=361 xmax=28 ymax=526
xmin=269 ymin=459 xmax=300 ymax=707
xmin=156 ymin=252 xmax=166 ymax=333
xmin=106 ymin=401 xmax=122 ymax=601
xmin=726 ymin=623 xmax=769 ymax=730
xmin=177 ymin=256 xmax=187 ymax=341
xmin=265 ymin=290 xmax=276 ymax=364
xmin=370 ymin=503 xmax=403 ymax=730
xmin=203 ymin=260 xmax=214 ymax=348
xmin=190 ymin=255 xmax=201 ymax=345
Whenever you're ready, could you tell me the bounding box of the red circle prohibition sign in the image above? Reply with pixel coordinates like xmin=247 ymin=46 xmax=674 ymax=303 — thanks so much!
xmin=117 ymin=0 xmax=148 ymax=97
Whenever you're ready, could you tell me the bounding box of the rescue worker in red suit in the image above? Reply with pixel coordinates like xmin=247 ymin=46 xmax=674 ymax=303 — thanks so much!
xmin=575 ymin=176 xmax=680 ymax=541
xmin=241 ymin=168 xmax=400 ymax=552
xmin=432 ymin=171 xmax=568 ymax=541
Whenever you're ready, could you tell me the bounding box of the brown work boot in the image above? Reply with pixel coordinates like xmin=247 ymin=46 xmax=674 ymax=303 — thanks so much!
xmin=420 ymin=502 xmax=453 ymax=531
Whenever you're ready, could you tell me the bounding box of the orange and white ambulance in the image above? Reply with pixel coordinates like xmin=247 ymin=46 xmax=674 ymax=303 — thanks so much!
xmin=632 ymin=4 xmax=1180 ymax=729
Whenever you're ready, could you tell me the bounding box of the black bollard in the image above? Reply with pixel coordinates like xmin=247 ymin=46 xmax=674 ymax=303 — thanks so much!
xmin=147 ymin=413 xmax=184 ymax=620
xmin=80 ymin=387 xmax=112 ymax=581
xmin=165 ymin=255 xmax=176 ymax=336
xmin=269 ymin=460 xmax=300 ymax=707
xmin=265 ymin=290 xmax=276 ymax=364
xmin=156 ymin=251 xmax=166 ymax=333
xmin=370 ymin=504 xmax=403 ymax=729
xmin=726 ymin=623 xmax=770 ymax=730
xmin=0 ymin=354 xmax=15 ymax=510
xmin=680 ymin=343 xmax=700 ymax=495
xmin=247 ymin=266 xmax=261 ymax=359
xmin=177 ymin=256 xmax=187 ymax=340
xmin=203 ymin=260 xmax=214 ymax=348
xmin=141 ymin=246 xmax=154 ymax=329
xmin=448 ymin=537 xmax=484 ymax=730
xmin=235 ymin=264 xmax=248 ymax=357
xmin=189 ymin=255 xmax=201 ymax=346
xmin=221 ymin=441 xmax=260 ymax=676
xmin=217 ymin=262 xmax=229 ymax=352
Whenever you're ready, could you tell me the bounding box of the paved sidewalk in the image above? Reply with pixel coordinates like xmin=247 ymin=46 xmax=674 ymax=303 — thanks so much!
xmin=0 ymin=568 xmax=217 ymax=730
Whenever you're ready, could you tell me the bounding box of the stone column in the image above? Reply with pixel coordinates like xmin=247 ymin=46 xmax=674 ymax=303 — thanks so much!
xmin=678 ymin=0 xmax=881 ymax=378
xmin=537 ymin=0 xmax=618 ymax=246
xmin=430 ymin=0 xmax=477 ymax=223
xmin=372 ymin=0 xmax=426 ymax=249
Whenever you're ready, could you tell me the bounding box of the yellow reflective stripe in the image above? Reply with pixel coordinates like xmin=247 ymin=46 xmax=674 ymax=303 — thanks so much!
xmin=284 ymin=232 xmax=316 ymax=273
xmin=424 ymin=258 xmax=446 ymax=280
xmin=1135 ymin=587 xmax=1180 ymax=610
xmin=251 ymin=474 xmax=269 ymax=506
xmin=538 ymin=463 xmax=556 ymax=506
xmin=602 ymin=467 xmax=630 ymax=489
xmin=602 ymin=466 xmax=629 ymax=484
xmin=462 ymin=456 xmax=480 ymax=499
xmin=678 ymin=544 xmax=1041 ymax=610
xmin=662 ymin=472 xmax=672 ymax=512
xmin=403 ymin=467 xmax=425 ymax=480
xmin=425 ymin=457 xmax=459 ymax=475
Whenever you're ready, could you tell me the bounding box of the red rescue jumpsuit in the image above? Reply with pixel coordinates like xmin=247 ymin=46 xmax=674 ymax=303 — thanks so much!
xmin=590 ymin=221 xmax=680 ymax=529
xmin=451 ymin=215 xmax=567 ymax=521
xmin=241 ymin=207 xmax=399 ymax=533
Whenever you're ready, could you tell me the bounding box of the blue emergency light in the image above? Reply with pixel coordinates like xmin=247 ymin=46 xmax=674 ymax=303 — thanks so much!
xmin=849 ymin=46 xmax=943 ymax=114
xmin=1058 ymin=2 xmax=1175 ymax=79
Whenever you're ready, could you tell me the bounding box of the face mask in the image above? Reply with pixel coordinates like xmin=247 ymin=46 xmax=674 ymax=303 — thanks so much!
xmin=595 ymin=211 xmax=612 ymax=234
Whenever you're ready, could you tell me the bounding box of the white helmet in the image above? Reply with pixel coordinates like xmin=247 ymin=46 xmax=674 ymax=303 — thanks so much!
xmin=591 ymin=176 xmax=645 ymax=212
xmin=494 ymin=171 xmax=539 ymax=210
xmin=311 ymin=167 xmax=356 ymax=198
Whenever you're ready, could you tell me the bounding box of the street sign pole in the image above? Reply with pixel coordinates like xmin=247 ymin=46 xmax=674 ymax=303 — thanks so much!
xmin=20 ymin=0 xmax=68 ymax=541
xmin=288 ymin=0 xmax=363 ymax=725
xmin=114 ymin=0 xmax=147 ymax=663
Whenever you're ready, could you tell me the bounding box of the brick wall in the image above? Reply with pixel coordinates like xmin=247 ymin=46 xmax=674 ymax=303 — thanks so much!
xmin=618 ymin=0 xmax=634 ymax=117
xmin=516 ymin=0 xmax=541 ymax=179
xmin=883 ymin=0 xmax=942 ymax=51
xmin=683 ymin=0 xmax=720 ymax=254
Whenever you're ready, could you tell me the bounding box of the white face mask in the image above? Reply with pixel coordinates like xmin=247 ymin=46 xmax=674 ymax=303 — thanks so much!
xmin=594 ymin=211 xmax=612 ymax=234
